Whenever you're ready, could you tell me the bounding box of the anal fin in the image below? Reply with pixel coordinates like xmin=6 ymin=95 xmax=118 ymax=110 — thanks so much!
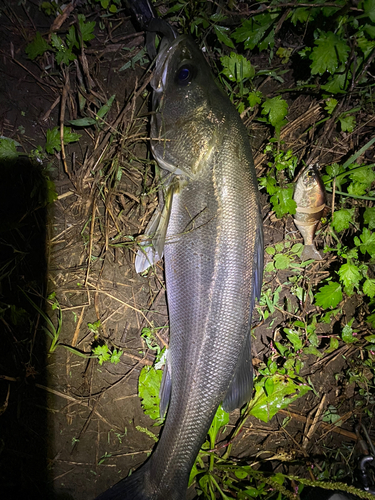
xmin=222 ymin=333 xmax=253 ymax=413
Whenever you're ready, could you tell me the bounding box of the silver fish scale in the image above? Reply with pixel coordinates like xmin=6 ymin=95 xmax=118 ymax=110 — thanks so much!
xmin=147 ymin=120 xmax=261 ymax=496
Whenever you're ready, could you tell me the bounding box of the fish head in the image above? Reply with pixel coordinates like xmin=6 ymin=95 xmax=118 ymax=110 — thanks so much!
xmin=150 ymin=35 xmax=225 ymax=177
xmin=294 ymin=164 xmax=326 ymax=209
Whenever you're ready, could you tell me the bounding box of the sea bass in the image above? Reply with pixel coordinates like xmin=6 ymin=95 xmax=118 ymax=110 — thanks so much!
xmin=96 ymin=34 xmax=263 ymax=500
xmin=293 ymin=164 xmax=326 ymax=261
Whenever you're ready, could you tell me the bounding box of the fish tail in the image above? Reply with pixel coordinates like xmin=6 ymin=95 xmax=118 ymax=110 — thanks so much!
xmin=95 ymin=464 xmax=151 ymax=500
xmin=301 ymin=244 xmax=323 ymax=261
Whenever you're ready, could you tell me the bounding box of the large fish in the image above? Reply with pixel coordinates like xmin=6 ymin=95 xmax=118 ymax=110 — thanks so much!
xmin=293 ymin=164 xmax=326 ymax=261
xmin=96 ymin=30 xmax=263 ymax=500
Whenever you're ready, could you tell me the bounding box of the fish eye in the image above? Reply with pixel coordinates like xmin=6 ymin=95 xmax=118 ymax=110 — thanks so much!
xmin=175 ymin=64 xmax=195 ymax=86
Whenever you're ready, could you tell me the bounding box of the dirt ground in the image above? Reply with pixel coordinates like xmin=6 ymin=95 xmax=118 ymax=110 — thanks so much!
xmin=0 ymin=2 xmax=373 ymax=500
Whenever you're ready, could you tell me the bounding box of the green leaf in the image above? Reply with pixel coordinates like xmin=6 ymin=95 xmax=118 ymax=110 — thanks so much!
xmin=325 ymin=336 xmax=339 ymax=354
xmin=331 ymin=209 xmax=355 ymax=232
xmin=355 ymin=227 xmax=375 ymax=256
xmin=66 ymin=25 xmax=79 ymax=50
xmin=264 ymin=377 xmax=275 ymax=396
xmin=364 ymin=0 xmax=375 ymax=22
xmin=214 ymin=25 xmax=235 ymax=49
xmin=339 ymin=114 xmax=356 ymax=133
xmin=259 ymin=175 xmax=278 ymax=195
xmin=324 ymin=98 xmax=338 ymax=115
xmin=356 ymin=32 xmax=375 ymax=59
xmin=77 ymin=14 xmax=95 ymax=44
xmin=315 ymin=282 xmax=343 ymax=309
xmin=233 ymin=14 xmax=277 ymax=51
xmin=261 ymin=96 xmax=288 ymax=129
xmin=68 ymin=118 xmax=97 ymax=127
xmin=208 ymin=405 xmax=229 ymax=447
xmin=342 ymin=321 xmax=358 ymax=343
xmin=363 ymin=278 xmax=375 ymax=298
xmin=138 ymin=366 xmax=163 ymax=420
xmin=97 ymin=94 xmax=116 ymax=119
xmin=367 ymin=313 xmax=375 ymax=328
xmin=274 ymin=253 xmax=290 ymax=270
xmin=220 ymin=52 xmax=254 ymax=82
xmin=25 ymin=31 xmax=51 ymax=60
xmin=248 ymin=90 xmax=262 ymax=107
xmin=350 ymin=165 xmax=375 ymax=184
xmin=347 ymin=181 xmax=369 ymax=196
xmin=321 ymin=69 xmax=350 ymax=93
xmin=338 ymin=261 xmax=361 ymax=295
xmin=250 ymin=375 xmax=310 ymax=423
xmin=285 ymin=329 xmax=303 ymax=350
xmin=0 ymin=137 xmax=19 ymax=161
xmin=45 ymin=126 xmax=81 ymax=154
xmin=310 ymin=31 xmax=349 ymax=75
xmin=364 ymin=207 xmax=375 ymax=230
xmin=270 ymin=185 xmax=297 ymax=218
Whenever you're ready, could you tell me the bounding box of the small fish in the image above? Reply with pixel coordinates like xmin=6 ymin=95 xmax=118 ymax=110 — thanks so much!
xmin=293 ymin=164 xmax=326 ymax=261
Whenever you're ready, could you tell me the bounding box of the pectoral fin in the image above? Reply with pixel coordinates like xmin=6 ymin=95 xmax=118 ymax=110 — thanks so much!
xmin=222 ymin=332 xmax=253 ymax=412
xmin=135 ymin=181 xmax=177 ymax=274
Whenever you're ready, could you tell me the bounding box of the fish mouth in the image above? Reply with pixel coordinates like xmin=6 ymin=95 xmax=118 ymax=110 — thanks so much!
xmin=151 ymin=35 xmax=189 ymax=94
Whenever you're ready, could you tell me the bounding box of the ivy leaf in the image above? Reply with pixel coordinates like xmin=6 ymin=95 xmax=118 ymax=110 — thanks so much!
xmin=338 ymin=261 xmax=361 ymax=295
xmin=270 ymin=185 xmax=297 ymax=218
xmin=363 ymin=278 xmax=375 ymax=298
xmin=310 ymin=31 xmax=349 ymax=75
xmin=25 ymin=31 xmax=51 ymax=60
xmin=331 ymin=208 xmax=354 ymax=232
xmin=220 ymin=52 xmax=254 ymax=82
xmin=315 ymin=282 xmax=343 ymax=309
xmin=364 ymin=207 xmax=375 ymax=230
xmin=354 ymin=227 xmax=375 ymax=256
xmin=214 ymin=25 xmax=235 ymax=49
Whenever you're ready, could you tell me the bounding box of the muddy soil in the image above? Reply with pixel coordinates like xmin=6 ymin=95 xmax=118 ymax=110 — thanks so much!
xmin=0 ymin=3 xmax=372 ymax=500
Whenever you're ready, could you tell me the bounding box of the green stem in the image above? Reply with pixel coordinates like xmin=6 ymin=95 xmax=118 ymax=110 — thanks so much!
xmin=325 ymin=187 xmax=375 ymax=201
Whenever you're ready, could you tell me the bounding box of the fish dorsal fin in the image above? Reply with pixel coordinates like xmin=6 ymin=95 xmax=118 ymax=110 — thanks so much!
xmin=159 ymin=350 xmax=171 ymax=418
xmin=135 ymin=180 xmax=177 ymax=274
xmin=222 ymin=331 xmax=253 ymax=413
